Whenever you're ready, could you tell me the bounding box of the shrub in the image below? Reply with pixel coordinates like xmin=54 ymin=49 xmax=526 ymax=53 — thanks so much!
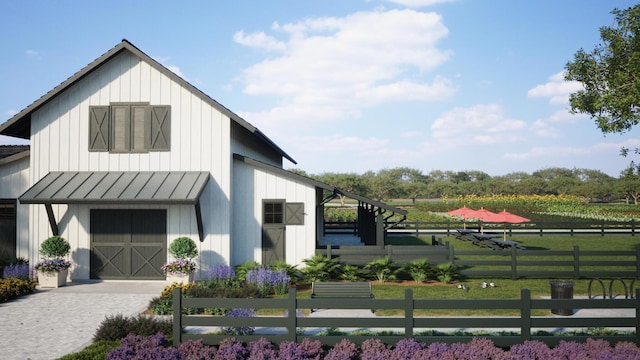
xmin=204 ymin=264 xmax=238 ymax=287
xmin=270 ymin=260 xmax=302 ymax=283
xmin=0 ymin=277 xmax=36 ymax=303
xmin=56 ymin=340 xmax=120 ymax=360
xmin=301 ymin=254 xmax=341 ymax=282
xmin=92 ymin=314 xmax=172 ymax=342
xmin=339 ymin=264 xmax=362 ymax=281
xmin=399 ymin=259 xmax=431 ymax=283
xmin=435 ymin=262 xmax=459 ymax=284
xmin=235 ymin=261 xmax=261 ymax=282
xmin=2 ymin=262 xmax=31 ymax=280
xmin=245 ymin=267 xmax=291 ymax=296
xmin=106 ymin=333 xmax=181 ymax=360
xmin=39 ymin=235 xmax=71 ymax=259
xmin=364 ymin=257 xmax=397 ymax=283
xmin=168 ymin=237 xmax=198 ymax=260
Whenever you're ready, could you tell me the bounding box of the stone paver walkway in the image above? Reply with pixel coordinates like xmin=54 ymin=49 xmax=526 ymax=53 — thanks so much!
xmin=0 ymin=280 xmax=166 ymax=360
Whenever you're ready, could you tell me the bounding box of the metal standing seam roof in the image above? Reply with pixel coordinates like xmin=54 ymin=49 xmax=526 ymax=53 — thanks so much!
xmin=19 ymin=171 xmax=210 ymax=204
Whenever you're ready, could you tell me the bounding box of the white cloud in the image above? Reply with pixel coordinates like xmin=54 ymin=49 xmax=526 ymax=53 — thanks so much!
xmin=431 ymin=103 xmax=527 ymax=144
xmin=527 ymin=71 xmax=582 ymax=105
xmin=233 ymin=30 xmax=286 ymax=52
xmin=25 ymin=50 xmax=38 ymax=56
xmin=235 ymin=8 xmax=455 ymax=130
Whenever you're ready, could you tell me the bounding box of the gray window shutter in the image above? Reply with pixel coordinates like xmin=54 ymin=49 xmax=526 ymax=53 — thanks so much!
xmin=111 ymin=105 xmax=130 ymax=151
xmin=149 ymin=106 xmax=170 ymax=151
xmin=88 ymin=106 xmax=109 ymax=151
xmin=131 ymin=105 xmax=147 ymax=151
xmin=285 ymin=203 xmax=304 ymax=225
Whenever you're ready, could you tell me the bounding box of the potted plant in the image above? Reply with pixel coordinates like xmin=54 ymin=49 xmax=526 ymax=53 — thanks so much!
xmin=162 ymin=237 xmax=197 ymax=283
xmin=34 ymin=236 xmax=71 ymax=288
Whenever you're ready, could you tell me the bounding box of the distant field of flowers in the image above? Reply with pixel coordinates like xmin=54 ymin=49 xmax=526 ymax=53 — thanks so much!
xmin=325 ymin=195 xmax=640 ymax=223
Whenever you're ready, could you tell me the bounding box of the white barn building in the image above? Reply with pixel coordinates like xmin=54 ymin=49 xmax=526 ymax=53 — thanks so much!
xmin=0 ymin=40 xmax=405 ymax=281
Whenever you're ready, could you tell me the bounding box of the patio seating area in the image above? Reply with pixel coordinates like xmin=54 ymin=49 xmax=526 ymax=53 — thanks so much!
xmin=454 ymin=228 xmax=525 ymax=250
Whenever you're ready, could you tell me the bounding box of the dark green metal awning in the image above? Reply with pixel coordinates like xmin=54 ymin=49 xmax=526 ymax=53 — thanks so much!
xmin=20 ymin=171 xmax=210 ymax=241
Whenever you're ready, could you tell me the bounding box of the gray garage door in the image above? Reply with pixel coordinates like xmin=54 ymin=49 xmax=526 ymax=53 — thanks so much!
xmin=90 ymin=209 xmax=166 ymax=280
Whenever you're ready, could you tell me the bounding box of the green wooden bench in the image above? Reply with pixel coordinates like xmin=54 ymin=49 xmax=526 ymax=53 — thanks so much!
xmin=310 ymin=281 xmax=375 ymax=313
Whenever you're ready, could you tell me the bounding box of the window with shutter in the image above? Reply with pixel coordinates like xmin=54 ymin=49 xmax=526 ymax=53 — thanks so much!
xmin=149 ymin=106 xmax=170 ymax=150
xmin=88 ymin=106 xmax=110 ymax=151
xmin=285 ymin=203 xmax=304 ymax=225
xmin=88 ymin=103 xmax=170 ymax=153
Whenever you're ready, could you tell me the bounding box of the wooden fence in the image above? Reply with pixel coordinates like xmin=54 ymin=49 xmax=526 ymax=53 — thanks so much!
xmin=317 ymin=244 xmax=640 ymax=280
xmin=325 ymin=220 xmax=639 ymax=237
xmin=172 ymin=287 xmax=640 ymax=348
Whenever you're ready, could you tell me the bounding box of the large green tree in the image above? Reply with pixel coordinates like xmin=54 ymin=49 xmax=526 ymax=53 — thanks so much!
xmin=565 ymin=4 xmax=640 ymax=135
xmin=565 ymin=3 xmax=640 ymax=194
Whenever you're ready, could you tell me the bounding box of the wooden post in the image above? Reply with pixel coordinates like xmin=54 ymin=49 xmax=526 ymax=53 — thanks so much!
xmin=404 ymin=288 xmax=413 ymax=339
xmin=632 ymin=219 xmax=636 ymax=236
xmin=172 ymin=287 xmax=182 ymax=347
xmin=520 ymin=288 xmax=531 ymax=341
xmin=287 ymin=288 xmax=297 ymax=342
xmin=574 ymin=246 xmax=580 ymax=279
xmin=511 ymin=246 xmax=518 ymax=280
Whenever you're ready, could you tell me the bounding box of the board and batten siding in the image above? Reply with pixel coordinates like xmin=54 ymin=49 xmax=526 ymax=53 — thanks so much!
xmin=232 ymin=159 xmax=317 ymax=267
xmin=26 ymin=51 xmax=233 ymax=278
xmin=0 ymin=155 xmax=30 ymax=259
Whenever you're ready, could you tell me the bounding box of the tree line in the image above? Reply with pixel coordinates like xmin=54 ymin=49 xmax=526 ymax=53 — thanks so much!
xmin=289 ymin=166 xmax=640 ymax=204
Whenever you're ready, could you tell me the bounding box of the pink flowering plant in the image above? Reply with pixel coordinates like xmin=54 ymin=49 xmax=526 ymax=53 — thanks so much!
xmin=34 ymin=259 xmax=71 ymax=274
xmin=161 ymin=259 xmax=197 ymax=276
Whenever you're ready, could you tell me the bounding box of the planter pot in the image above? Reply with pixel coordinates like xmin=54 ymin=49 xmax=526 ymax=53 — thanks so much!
xmin=37 ymin=268 xmax=68 ymax=288
xmin=166 ymin=272 xmax=194 ymax=284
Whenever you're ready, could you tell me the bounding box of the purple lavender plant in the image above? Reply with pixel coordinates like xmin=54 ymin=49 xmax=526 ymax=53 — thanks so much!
xmin=177 ymin=339 xmax=217 ymax=359
xmin=216 ymin=337 xmax=248 ymax=360
xmin=206 ymin=264 xmax=236 ymax=286
xmin=324 ymin=339 xmax=358 ymax=360
xmin=223 ymin=308 xmax=256 ymax=336
xmin=388 ymin=338 xmax=425 ymax=360
xmin=247 ymin=337 xmax=278 ymax=360
xmin=270 ymin=269 xmax=291 ymax=295
xmin=2 ymin=263 xmax=31 ymax=280
xmin=612 ymin=341 xmax=640 ymax=358
xmin=423 ymin=342 xmax=451 ymax=358
xmin=246 ymin=267 xmax=272 ymax=296
xmin=277 ymin=338 xmax=324 ymax=360
xmin=106 ymin=333 xmax=182 ymax=360
xmin=360 ymin=338 xmax=391 ymax=360
xmin=509 ymin=340 xmax=552 ymax=359
xmin=550 ymin=340 xmax=588 ymax=359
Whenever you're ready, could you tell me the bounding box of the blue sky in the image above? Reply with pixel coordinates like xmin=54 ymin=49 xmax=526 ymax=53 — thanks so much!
xmin=1 ymin=0 xmax=639 ymax=177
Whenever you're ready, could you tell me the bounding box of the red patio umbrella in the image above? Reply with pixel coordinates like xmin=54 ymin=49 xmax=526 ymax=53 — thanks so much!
xmin=446 ymin=206 xmax=478 ymax=229
xmin=488 ymin=210 xmax=530 ymax=240
xmin=471 ymin=207 xmax=499 ymax=232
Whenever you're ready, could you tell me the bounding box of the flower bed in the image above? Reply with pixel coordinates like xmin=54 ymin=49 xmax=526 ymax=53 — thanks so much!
xmin=105 ymin=333 xmax=640 ymax=359
xmin=0 ymin=278 xmax=37 ymax=303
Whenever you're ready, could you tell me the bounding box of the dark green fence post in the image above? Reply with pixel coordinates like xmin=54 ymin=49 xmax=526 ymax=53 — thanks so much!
xmin=448 ymin=242 xmax=454 ymax=263
xmin=172 ymin=287 xmax=182 ymax=347
xmin=415 ymin=220 xmax=419 ymax=237
xmin=511 ymin=246 xmax=518 ymax=280
xmin=636 ymin=288 xmax=640 ymax=345
xmin=601 ymin=220 xmax=605 ymax=236
xmin=539 ymin=221 xmax=543 ymax=237
xmin=326 ymin=245 xmax=332 ymax=260
xmin=636 ymin=245 xmax=640 ymax=280
xmin=632 ymin=219 xmax=636 ymax=236
xmin=287 ymin=288 xmax=297 ymax=343
xmin=387 ymin=245 xmax=393 ymax=260
xmin=520 ymin=288 xmax=531 ymax=341
xmin=574 ymin=246 xmax=580 ymax=279
xmin=404 ymin=288 xmax=414 ymax=339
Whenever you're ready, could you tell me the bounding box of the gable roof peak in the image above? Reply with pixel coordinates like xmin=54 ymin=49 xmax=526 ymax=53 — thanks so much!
xmin=0 ymin=40 xmax=295 ymax=164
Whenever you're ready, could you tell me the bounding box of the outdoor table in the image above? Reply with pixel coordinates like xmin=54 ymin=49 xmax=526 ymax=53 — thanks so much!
xmin=483 ymin=237 xmax=522 ymax=248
